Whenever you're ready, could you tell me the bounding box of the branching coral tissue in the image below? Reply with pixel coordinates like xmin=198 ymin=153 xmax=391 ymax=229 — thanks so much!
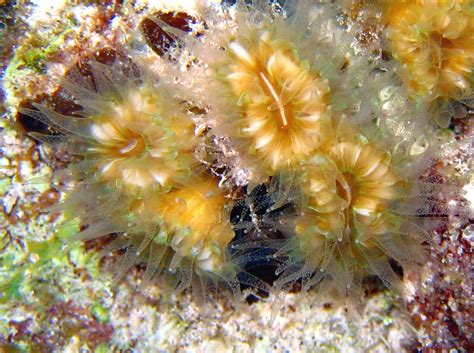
xmin=1 ymin=0 xmax=473 ymax=351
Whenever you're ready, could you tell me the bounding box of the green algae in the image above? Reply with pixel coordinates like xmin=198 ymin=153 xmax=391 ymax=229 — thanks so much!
xmin=5 ymin=20 xmax=74 ymax=75
xmin=91 ymin=303 xmax=110 ymax=324
xmin=0 ymin=178 xmax=11 ymax=195
xmin=0 ymin=112 xmax=114 ymax=351
xmin=94 ymin=342 xmax=112 ymax=353
xmin=0 ymin=190 xmax=113 ymax=350
xmin=0 ymin=230 xmax=114 ymax=351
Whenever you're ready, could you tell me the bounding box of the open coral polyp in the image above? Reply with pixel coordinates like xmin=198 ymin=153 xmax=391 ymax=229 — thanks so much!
xmin=385 ymin=0 xmax=474 ymax=100
xmin=139 ymin=177 xmax=235 ymax=274
xmin=276 ymin=134 xmax=418 ymax=294
xmin=225 ymin=30 xmax=330 ymax=172
xmin=88 ymin=85 xmax=197 ymax=191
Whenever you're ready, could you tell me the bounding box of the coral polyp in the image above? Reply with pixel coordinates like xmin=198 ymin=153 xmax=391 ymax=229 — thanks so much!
xmin=173 ymin=0 xmax=378 ymax=182
xmin=224 ymin=30 xmax=330 ymax=172
xmin=87 ymin=84 xmax=197 ymax=191
xmin=274 ymin=126 xmax=429 ymax=295
xmin=384 ymin=0 xmax=474 ymax=100
xmin=324 ymin=142 xmax=399 ymax=216
xmin=7 ymin=3 xmax=472 ymax=350
xmin=297 ymin=140 xmax=400 ymax=233
xmin=139 ymin=176 xmax=235 ymax=275
xmin=93 ymin=175 xmax=240 ymax=294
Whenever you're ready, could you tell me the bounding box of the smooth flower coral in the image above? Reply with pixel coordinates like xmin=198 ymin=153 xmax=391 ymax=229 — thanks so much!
xmin=297 ymin=140 xmax=400 ymax=240
xmin=87 ymin=84 xmax=197 ymax=191
xmin=275 ymin=136 xmax=416 ymax=294
xmin=140 ymin=177 xmax=235 ymax=274
xmin=385 ymin=0 xmax=474 ymax=99
xmin=20 ymin=0 xmax=456 ymax=304
xmin=225 ymin=30 xmax=330 ymax=172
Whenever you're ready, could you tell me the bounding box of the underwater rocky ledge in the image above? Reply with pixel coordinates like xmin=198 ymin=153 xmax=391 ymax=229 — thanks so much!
xmin=0 ymin=1 xmax=473 ymax=352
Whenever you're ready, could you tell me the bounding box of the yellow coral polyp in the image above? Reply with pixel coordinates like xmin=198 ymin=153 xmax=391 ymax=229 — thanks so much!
xmin=327 ymin=142 xmax=399 ymax=215
xmin=294 ymin=212 xmax=391 ymax=267
xmin=88 ymin=85 xmax=196 ymax=190
xmin=142 ymin=178 xmax=234 ymax=273
xmin=283 ymin=139 xmax=409 ymax=291
xmin=294 ymin=139 xmax=403 ymax=258
xmin=305 ymin=142 xmax=399 ymax=217
xmin=225 ymin=30 xmax=330 ymax=173
xmin=385 ymin=0 xmax=474 ymax=99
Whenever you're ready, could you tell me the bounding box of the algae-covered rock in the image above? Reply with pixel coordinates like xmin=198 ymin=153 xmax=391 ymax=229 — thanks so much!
xmin=0 ymin=1 xmax=472 ymax=352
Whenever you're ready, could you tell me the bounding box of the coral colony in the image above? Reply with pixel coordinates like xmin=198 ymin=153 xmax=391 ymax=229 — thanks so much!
xmin=21 ymin=0 xmax=472 ymax=303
